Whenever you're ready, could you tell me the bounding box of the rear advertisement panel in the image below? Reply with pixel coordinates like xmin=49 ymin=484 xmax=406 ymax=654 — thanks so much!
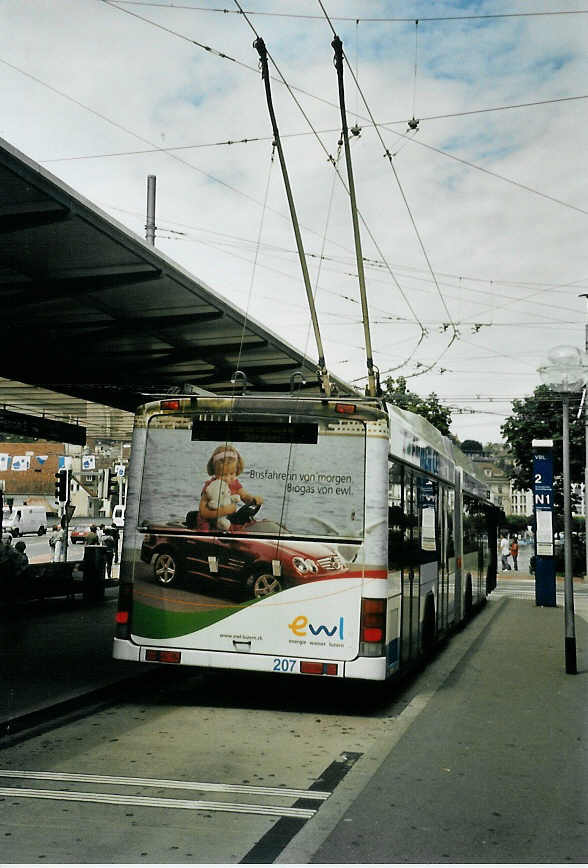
xmin=123 ymin=412 xmax=380 ymax=660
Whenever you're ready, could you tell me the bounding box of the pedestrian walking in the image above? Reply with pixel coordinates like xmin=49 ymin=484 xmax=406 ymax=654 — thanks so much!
xmin=510 ymin=535 xmax=519 ymax=571
xmin=108 ymin=523 xmax=120 ymax=564
xmin=101 ymin=529 xmax=115 ymax=579
xmin=500 ymin=534 xmax=511 ymax=571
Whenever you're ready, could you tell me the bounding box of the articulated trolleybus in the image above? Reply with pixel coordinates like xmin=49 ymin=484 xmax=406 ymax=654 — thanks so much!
xmin=114 ymin=394 xmax=498 ymax=682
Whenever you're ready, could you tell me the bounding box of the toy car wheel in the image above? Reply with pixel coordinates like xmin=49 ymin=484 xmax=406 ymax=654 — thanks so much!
xmin=247 ymin=569 xmax=283 ymax=599
xmin=153 ymin=550 xmax=180 ymax=586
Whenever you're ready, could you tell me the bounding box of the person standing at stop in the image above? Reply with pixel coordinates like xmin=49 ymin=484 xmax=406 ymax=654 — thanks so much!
xmin=500 ymin=534 xmax=511 ymax=571
xmin=49 ymin=525 xmax=63 ymax=562
xmin=510 ymin=535 xmax=519 ymax=571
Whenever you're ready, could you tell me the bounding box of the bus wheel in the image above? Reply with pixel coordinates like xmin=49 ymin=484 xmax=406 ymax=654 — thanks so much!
xmin=464 ymin=573 xmax=473 ymax=619
xmin=153 ymin=550 xmax=179 ymax=586
xmin=421 ymin=593 xmax=436 ymax=659
xmin=247 ymin=570 xmax=283 ymax=599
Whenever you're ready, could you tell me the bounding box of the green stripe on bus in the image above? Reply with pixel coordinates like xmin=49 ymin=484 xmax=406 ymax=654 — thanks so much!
xmin=131 ymin=599 xmax=257 ymax=640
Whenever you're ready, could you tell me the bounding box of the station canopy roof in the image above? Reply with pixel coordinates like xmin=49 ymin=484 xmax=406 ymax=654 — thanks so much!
xmin=0 ymin=137 xmax=355 ymax=439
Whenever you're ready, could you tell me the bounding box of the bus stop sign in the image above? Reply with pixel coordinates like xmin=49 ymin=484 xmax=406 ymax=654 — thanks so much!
xmin=533 ymin=439 xmax=556 ymax=607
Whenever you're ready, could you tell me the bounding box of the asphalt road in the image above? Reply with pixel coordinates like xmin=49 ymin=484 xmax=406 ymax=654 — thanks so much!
xmin=6 ymin=518 xmax=121 ymax=564
xmin=0 ymin=594 xmax=586 ymax=864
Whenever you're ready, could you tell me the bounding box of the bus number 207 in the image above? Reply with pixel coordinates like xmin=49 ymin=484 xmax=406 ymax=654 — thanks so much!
xmin=273 ymin=657 xmax=296 ymax=672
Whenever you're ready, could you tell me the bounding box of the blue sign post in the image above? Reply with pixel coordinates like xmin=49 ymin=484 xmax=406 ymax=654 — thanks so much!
xmin=533 ymin=439 xmax=556 ymax=607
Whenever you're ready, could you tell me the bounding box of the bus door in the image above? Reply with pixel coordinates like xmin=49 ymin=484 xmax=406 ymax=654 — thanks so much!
xmin=445 ymin=488 xmax=456 ymax=625
xmin=417 ymin=475 xmax=438 ymax=643
xmin=388 ymin=465 xmax=421 ymax=664
xmin=434 ymin=484 xmax=455 ymax=634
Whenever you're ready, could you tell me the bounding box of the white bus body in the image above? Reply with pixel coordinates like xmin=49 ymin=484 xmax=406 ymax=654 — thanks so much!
xmin=113 ymin=395 xmax=497 ymax=682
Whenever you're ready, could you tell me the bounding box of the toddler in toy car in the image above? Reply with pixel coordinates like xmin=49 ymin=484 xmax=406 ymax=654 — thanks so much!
xmin=198 ymin=445 xmax=264 ymax=531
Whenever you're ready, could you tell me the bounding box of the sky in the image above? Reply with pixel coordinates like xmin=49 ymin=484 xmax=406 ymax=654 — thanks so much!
xmin=2 ymin=0 xmax=588 ymax=445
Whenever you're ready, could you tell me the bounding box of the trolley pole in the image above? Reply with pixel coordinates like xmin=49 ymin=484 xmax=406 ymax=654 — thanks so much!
xmin=332 ymin=34 xmax=377 ymax=398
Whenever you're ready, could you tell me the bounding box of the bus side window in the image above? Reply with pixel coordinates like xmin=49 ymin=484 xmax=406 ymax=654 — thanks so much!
xmin=388 ymin=459 xmax=404 ymax=569
xmin=416 ymin=475 xmax=437 ymax=562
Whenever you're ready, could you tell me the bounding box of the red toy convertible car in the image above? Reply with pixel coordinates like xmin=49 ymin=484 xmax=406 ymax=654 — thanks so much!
xmin=139 ymin=506 xmax=348 ymax=599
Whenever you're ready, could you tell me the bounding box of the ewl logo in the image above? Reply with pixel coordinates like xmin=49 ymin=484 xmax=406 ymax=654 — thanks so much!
xmin=288 ymin=615 xmax=344 ymax=640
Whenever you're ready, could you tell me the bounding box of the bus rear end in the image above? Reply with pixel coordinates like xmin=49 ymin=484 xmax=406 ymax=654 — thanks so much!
xmin=113 ymin=396 xmax=391 ymax=680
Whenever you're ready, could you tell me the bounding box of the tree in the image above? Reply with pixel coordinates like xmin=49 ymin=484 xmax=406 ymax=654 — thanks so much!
xmin=383 ymin=377 xmax=453 ymax=437
xmin=503 ymin=514 xmax=531 ymax=534
xmin=461 ymin=439 xmax=483 ymax=455
xmin=500 ymin=384 xmax=584 ymax=510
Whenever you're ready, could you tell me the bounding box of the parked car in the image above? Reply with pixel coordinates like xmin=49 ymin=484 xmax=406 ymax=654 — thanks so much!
xmin=139 ymin=510 xmax=349 ymax=600
xmin=70 ymin=526 xmax=91 ymax=544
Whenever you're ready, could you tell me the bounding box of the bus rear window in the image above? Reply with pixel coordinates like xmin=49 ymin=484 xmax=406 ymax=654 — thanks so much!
xmin=192 ymin=419 xmax=318 ymax=444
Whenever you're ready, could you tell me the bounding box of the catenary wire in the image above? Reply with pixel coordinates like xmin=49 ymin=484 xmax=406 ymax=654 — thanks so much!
xmin=41 ymin=94 xmax=588 ymax=163
xmin=108 ymin=3 xmax=588 ymax=24
xmin=92 ymin=3 xmax=588 ymax=223
xmin=11 ymin=2 xmax=580 ymax=390
xmin=103 ymin=196 xmax=585 ymax=331
xmin=317 ymin=0 xmax=458 ymax=378
xmin=232 ymin=0 xmax=428 ymax=358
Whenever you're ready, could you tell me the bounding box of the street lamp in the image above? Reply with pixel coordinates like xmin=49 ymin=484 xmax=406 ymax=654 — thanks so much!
xmin=578 ymin=294 xmax=588 ymax=588
xmin=538 ymin=345 xmax=587 ymax=674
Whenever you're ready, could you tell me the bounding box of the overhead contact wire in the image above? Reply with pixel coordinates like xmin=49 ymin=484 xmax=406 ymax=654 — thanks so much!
xmin=102 ymin=0 xmax=427 ymax=342
xmin=233 ymin=1 xmax=424 ymax=382
xmin=318 ymin=1 xmax=456 ymax=381
xmin=234 ymin=143 xmax=276 ymax=383
xmin=236 ymin=9 xmax=426 ymax=357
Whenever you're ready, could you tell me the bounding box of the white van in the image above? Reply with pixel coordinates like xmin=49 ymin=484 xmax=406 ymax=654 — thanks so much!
xmin=112 ymin=505 xmax=125 ymax=528
xmin=3 ymin=506 xmax=47 ymax=537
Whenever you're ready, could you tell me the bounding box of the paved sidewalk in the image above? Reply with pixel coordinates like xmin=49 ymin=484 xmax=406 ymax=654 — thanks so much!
xmin=0 ymin=579 xmax=147 ymax=738
xmin=302 ymin=596 xmax=588 ymax=864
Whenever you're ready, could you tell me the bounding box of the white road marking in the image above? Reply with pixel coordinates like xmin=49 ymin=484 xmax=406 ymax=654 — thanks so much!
xmin=0 ymin=786 xmax=316 ymax=818
xmin=0 ymin=769 xmax=329 ymax=800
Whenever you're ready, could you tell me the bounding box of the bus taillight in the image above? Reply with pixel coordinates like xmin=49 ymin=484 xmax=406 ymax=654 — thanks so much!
xmin=115 ymin=582 xmax=133 ymax=640
xmin=360 ymin=598 xmax=386 ymax=657
xmin=145 ymin=649 xmax=181 ymax=664
xmin=300 ymin=661 xmax=338 ymax=676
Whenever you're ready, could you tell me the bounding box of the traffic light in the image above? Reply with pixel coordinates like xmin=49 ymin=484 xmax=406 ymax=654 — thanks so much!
xmin=54 ymin=469 xmax=69 ymax=502
xmin=107 ymin=470 xmax=119 ymax=497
